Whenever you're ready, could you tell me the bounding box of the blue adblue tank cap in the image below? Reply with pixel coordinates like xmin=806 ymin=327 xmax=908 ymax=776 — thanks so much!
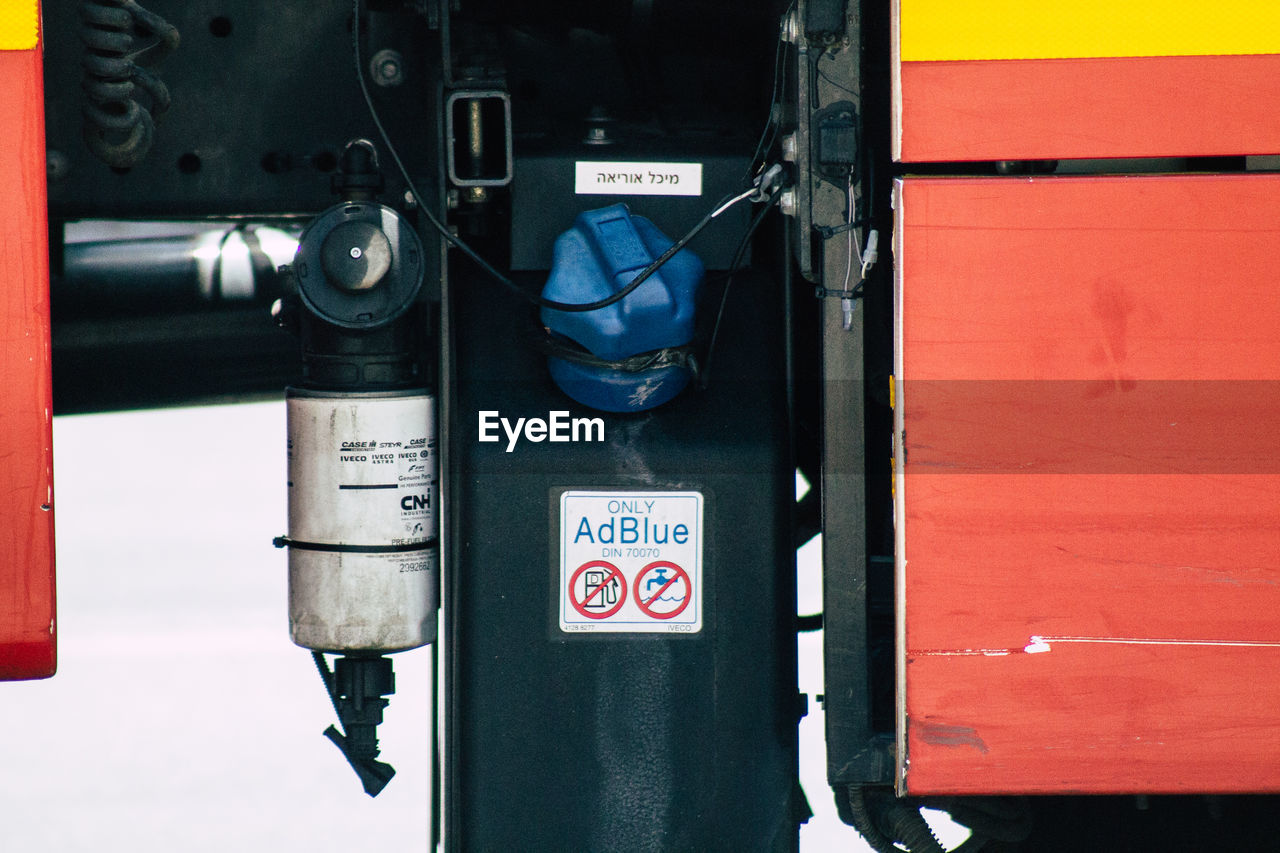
xmin=540 ymin=204 xmax=704 ymax=412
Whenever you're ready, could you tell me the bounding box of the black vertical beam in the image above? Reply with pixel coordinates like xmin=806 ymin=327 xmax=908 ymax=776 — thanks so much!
xmin=800 ymin=0 xmax=894 ymax=786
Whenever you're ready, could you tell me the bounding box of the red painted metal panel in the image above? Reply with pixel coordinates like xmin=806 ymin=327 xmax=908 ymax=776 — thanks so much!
xmin=895 ymin=54 xmax=1280 ymax=163
xmin=0 ymin=40 xmax=55 ymax=681
xmin=895 ymin=175 xmax=1280 ymax=793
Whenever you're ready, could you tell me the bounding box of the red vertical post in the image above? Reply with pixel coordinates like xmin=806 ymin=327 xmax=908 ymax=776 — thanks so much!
xmin=0 ymin=7 xmax=55 ymax=681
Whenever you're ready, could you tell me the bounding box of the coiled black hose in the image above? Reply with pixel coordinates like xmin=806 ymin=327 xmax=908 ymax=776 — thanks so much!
xmin=79 ymin=0 xmax=179 ymax=168
xmin=847 ymin=785 xmax=1035 ymax=852
xmin=851 ymin=785 xmax=1020 ymax=853
xmin=846 ymin=786 xmax=905 ymax=853
xmin=886 ymin=801 xmax=947 ymax=853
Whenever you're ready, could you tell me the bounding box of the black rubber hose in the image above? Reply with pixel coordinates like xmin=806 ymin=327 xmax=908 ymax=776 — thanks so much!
xmin=927 ymin=796 xmax=1033 ymax=845
xmin=79 ymin=0 xmax=178 ymax=168
xmin=126 ymin=0 xmax=180 ymax=54
xmin=851 ymin=785 xmax=985 ymax=853
xmin=846 ymin=786 xmax=903 ymax=853
xmin=885 ymin=801 xmax=946 ymax=853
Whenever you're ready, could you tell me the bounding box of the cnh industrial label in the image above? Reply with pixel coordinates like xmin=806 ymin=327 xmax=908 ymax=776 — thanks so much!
xmin=559 ymin=491 xmax=703 ymax=634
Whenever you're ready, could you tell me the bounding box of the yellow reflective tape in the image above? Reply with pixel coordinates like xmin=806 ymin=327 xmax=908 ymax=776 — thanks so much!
xmin=901 ymin=1 xmax=1280 ymax=62
xmin=0 ymin=1 xmax=38 ymax=50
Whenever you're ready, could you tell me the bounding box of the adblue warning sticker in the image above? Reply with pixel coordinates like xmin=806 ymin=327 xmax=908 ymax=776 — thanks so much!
xmin=559 ymin=491 xmax=703 ymax=634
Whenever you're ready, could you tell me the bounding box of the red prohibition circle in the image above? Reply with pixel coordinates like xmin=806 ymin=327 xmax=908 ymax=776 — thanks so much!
xmin=633 ymin=560 xmax=691 ymax=620
xmin=568 ymin=560 xmax=627 ymax=619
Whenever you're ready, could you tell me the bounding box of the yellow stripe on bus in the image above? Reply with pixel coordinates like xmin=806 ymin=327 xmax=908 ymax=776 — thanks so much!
xmin=901 ymin=0 xmax=1280 ymax=62
xmin=0 ymin=1 xmax=38 ymax=50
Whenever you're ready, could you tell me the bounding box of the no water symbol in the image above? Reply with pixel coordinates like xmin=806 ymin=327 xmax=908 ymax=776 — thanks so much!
xmin=568 ymin=560 xmax=627 ymax=619
xmin=633 ymin=560 xmax=691 ymax=620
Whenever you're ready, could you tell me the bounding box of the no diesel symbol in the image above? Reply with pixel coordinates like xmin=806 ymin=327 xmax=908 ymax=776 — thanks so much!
xmin=568 ymin=560 xmax=627 ymax=619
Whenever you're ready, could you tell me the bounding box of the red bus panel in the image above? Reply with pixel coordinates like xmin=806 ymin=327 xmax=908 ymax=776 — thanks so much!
xmin=895 ymin=174 xmax=1280 ymax=793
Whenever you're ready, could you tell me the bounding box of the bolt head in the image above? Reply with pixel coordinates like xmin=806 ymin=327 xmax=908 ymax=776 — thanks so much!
xmin=370 ymin=49 xmax=405 ymax=87
xmin=583 ymin=126 xmax=614 ymax=146
xmin=779 ymin=188 xmax=798 ymax=217
xmin=46 ymin=150 xmax=69 ymax=181
xmin=781 ymin=133 xmax=798 ymax=162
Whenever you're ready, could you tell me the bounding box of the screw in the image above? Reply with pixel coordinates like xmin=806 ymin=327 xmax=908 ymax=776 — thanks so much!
xmin=370 ymin=49 xmax=405 ymax=87
xmin=349 ymin=247 xmax=363 ymax=259
xmin=583 ymin=105 xmax=615 ymax=145
xmin=781 ymin=133 xmax=798 ymax=163
xmin=47 ymin=150 xmax=69 ymax=181
xmin=778 ymin=188 xmax=798 ymax=217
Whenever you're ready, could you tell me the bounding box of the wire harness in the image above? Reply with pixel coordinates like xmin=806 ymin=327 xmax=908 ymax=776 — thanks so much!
xmin=78 ymin=0 xmax=179 ymax=169
xmin=351 ymin=0 xmax=784 ymax=314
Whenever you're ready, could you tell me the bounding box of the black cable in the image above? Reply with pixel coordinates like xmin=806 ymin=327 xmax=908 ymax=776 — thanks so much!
xmin=352 ymin=0 xmax=755 ymax=314
xmin=815 ymin=216 xmax=876 ymax=240
xmin=742 ymin=4 xmax=791 ymax=185
xmin=816 ymin=46 xmax=857 ymax=98
xmin=698 ymin=191 xmax=782 ymax=388
xmin=846 ymin=787 xmax=902 ymax=853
